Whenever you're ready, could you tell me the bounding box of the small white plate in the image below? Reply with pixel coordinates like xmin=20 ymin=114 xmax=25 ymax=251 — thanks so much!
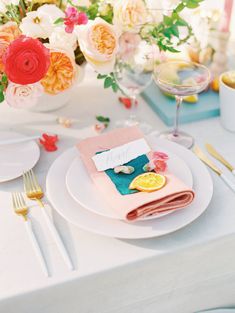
xmin=46 ymin=138 xmax=213 ymax=239
xmin=0 ymin=131 xmax=40 ymax=183
xmin=66 ymin=146 xmax=193 ymax=220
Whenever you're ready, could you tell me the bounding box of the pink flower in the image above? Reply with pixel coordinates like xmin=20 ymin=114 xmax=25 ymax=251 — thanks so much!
xmin=5 ymin=82 xmax=43 ymax=108
xmin=152 ymin=151 xmax=169 ymax=161
xmin=94 ymin=123 xmax=106 ymax=133
xmin=153 ymin=159 xmax=168 ymax=173
xmin=64 ymin=7 xmax=88 ymax=33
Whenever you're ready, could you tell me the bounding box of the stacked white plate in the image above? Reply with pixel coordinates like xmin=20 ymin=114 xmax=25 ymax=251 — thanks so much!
xmin=46 ymin=135 xmax=213 ymax=239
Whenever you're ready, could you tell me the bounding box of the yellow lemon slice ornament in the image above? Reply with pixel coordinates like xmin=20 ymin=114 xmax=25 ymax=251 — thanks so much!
xmin=129 ymin=173 xmax=166 ymax=192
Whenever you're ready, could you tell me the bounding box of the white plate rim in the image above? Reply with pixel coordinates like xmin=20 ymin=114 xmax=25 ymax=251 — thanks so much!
xmin=0 ymin=131 xmax=40 ymax=183
xmin=46 ymin=138 xmax=213 ymax=239
xmin=65 ymin=146 xmax=193 ymax=221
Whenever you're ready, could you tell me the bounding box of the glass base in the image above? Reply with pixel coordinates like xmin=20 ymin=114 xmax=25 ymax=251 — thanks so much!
xmin=158 ymin=130 xmax=194 ymax=149
xmin=115 ymin=119 xmax=152 ymax=134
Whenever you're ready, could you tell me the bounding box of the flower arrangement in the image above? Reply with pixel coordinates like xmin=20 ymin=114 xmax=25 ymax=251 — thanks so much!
xmin=0 ymin=0 xmax=204 ymax=108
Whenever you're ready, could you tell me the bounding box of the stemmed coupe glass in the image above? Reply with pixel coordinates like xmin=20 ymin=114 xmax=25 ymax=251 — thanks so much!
xmin=113 ymin=36 xmax=153 ymax=133
xmin=154 ymin=61 xmax=211 ymax=149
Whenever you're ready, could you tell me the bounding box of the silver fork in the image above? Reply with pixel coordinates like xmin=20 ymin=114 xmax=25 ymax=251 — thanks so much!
xmin=12 ymin=192 xmax=49 ymax=277
xmin=23 ymin=169 xmax=73 ymax=271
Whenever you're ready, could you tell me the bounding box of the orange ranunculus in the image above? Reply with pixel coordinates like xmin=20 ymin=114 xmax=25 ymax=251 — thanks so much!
xmin=41 ymin=51 xmax=76 ymax=95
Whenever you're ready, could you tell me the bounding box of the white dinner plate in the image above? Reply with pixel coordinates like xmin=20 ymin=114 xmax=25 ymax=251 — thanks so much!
xmin=46 ymin=138 xmax=213 ymax=239
xmin=0 ymin=131 xmax=40 ymax=183
xmin=66 ymin=146 xmax=193 ymax=220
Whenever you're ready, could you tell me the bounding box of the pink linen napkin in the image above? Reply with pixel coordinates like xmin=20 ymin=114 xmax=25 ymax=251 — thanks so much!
xmin=77 ymin=126 xmax=194 ymax=221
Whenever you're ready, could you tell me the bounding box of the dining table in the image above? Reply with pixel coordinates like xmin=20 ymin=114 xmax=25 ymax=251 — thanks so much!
xmin=0 ymin=65 xmax=235 ymax=313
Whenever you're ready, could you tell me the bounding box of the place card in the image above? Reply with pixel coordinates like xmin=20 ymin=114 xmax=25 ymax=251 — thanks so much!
xmin=92 ymin=138 xmax=151 ymax=171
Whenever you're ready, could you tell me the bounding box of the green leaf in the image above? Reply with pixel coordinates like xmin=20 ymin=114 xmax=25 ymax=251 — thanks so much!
xmin=111 ymin=83 xmax=119 ymax=93
xmin=96 ymin=115 xmax=110 ymax=123
xmin=104 ymin=77 xmax=113 ymax=88
xmin=0 ymin=92 xmax=4 ymax=103
xmin=1 ymin=74 xmax=7 ymax=83
xmin=171 ymin=25 xmax=179 ymax=37
xmin=163 ymin=15 xmax=172 ymax=26
xmin=0 ymin=85 xmax=4 ymax=92
xmin=175 ymin=3 xmax=185 ymax=13
xmin=97 ymin=74 xmax=107 ymax=79
xmin=175 ymin=18 xmax=188 ymax=27
xmin=54 ymin=17 xmax=64 ymax=25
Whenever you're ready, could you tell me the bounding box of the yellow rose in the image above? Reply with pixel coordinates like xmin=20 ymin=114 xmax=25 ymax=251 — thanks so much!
xmin=76 ymin=17 xmax=118 ymax=74
xmin=113 ymin=0 xmax=148 ymax=32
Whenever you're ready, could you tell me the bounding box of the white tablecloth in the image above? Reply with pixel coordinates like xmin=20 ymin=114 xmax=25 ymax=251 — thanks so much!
xmin=0 ymin=66 xmax=235 ymax=313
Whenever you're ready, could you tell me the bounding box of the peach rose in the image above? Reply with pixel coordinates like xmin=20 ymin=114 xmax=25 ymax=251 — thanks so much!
xmin=0 ymin=22 xmax=21 ymax=40
xmin=41 ymin=50 xmax=77 ymax=94
xmin=76 ymin=17 xmax=118 ymax=74
xmin=113 ymin=0 xmax=148 ymax=32
xmin=0 ymin=22 xmax=21 ymax=72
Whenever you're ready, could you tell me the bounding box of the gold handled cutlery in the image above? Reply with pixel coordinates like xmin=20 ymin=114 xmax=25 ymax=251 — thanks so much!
xmin=193 ymin=146 xmax=235 ymax=192
xmin=23 ymin=169 xmax=73 ymax=271
xmin=205 ymin=143 xmax=235 ymax=175
xmin=12 ymin=192 xmax=49 ymax=277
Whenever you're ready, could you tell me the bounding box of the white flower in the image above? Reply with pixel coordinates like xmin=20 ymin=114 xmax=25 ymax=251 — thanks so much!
xmin=0 ymin=0 xmax=19 ymax=13
xmin=5 ymin=82 xmax=43 ymax=109
xmin=113 ymin=0 xmax=148 ymax=32
xmin=49 ymin=27 xmax=77 ymax=55
xmin=20 ymin=4 xmax=64 ymax=39
xmin=75 ymin=17 xmax=119 ymax=74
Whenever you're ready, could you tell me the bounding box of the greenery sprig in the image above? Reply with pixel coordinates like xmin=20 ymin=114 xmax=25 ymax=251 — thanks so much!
xmin=0 ymin=75 xmax=8 ymax=103
xmin=97 ymin=73 xmax=120 ymax=93
xmin=146 ymin=0 xmax=204 ymax=52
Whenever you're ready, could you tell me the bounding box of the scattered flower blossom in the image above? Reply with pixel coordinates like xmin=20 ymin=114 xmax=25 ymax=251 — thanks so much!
xmin=64 ymin=7 xmax=88 ymax=33
xmin=152 ymin=151 xmax=169 ymax=161
xmin=94 ymin=123 xmax=106 ymax=133
xmin=39 ymin=133 xmax=59 ymax=152
xmin=57 ymin=117 xmax=73 ymax=128
xmin=143 ymin=151 xmax=169 ymax=173
xmin=119 ymin=96 xmax=138 ymax=109
xmin=5 ymin=82 xmax=43 ymax=108
xmin=3 ymin=36 xmax=50 ymax=85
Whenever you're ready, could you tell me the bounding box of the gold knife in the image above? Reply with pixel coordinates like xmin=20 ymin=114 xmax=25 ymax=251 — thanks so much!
xmin=205 ymin=143 xmax=235 ymax=174
xmin=193 ymin=145 xmax=235 ymax=192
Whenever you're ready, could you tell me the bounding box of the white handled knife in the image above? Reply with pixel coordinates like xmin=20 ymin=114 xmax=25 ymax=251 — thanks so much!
xmin=194 ymin=145 xmax=235 ymax=193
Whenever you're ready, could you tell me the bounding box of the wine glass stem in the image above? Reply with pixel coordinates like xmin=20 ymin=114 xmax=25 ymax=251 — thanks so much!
xmin=173 ymin=96 xmax=182 ymax=137
xmin=129 ymin=95 xmax=138 ymax=122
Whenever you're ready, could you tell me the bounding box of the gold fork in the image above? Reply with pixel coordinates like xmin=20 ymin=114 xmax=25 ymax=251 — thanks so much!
xmin=23 ymin=169 xmax=73 ymax=270
xmin=12 ymin=192 xmax=49 ymax=276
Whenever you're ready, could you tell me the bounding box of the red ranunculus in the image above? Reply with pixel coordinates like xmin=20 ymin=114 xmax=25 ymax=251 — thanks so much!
xmin=3 ymin=36 xmax=50 ymax=85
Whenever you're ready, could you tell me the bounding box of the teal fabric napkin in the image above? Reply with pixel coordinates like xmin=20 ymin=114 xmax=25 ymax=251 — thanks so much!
xmin=105 ymin=154 xmax=149 ymax=195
